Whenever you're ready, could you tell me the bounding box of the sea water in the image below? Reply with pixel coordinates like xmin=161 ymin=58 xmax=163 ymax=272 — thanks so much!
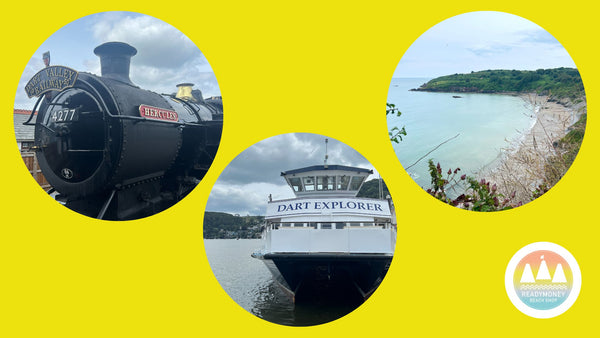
xmin=387 ymin=78 xmax=536 ymax=191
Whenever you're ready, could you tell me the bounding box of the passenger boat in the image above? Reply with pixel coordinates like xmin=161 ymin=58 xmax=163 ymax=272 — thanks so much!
xmin=251 ymin=164 xmax=396 ymax=302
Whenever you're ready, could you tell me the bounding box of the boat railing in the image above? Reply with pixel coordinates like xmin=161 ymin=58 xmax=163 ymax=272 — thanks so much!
xmin=268 ymin=222 xmax=393 ymax=230
xmin=268 ymin=196 xmax=389 ymax=204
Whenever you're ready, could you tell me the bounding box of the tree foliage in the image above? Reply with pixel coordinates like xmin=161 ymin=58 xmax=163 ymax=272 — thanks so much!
xmin=203 ymin=212 xmax=264 ymax=239
xmin=357 ymin=178 xmax=390 ymax=199
xmin=414 ymin=68 xmax=584 ymax=100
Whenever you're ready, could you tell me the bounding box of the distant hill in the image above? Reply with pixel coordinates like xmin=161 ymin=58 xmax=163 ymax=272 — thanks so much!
xmin=203 ymin=212 xmax=264 ymax=239
xmin=412 ymin=68 xmax=584 ymax=100
xmin=357 ymin=178 xmax=390 ymax=199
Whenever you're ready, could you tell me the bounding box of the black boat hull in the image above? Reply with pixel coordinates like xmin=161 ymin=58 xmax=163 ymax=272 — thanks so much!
xmin=258 ymin=253 xmax=392 ymax=302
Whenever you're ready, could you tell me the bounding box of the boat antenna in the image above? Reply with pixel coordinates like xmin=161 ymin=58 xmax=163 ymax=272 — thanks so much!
xmin=324 ymin=138 xmax=329 ymax=168
xmin=379 ymin=173 xmax=383 ymax=199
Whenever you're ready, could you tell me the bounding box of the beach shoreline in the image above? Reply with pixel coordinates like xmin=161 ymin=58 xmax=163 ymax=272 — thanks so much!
xmin=476 ymin=94 xmax=586 ymax=203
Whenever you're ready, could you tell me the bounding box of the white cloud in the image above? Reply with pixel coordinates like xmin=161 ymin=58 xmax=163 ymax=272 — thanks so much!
xmin=206 ymin=133 xmax=378 ymax=215
xmin=14 ymin=57 xmax=46 ymax=109
xmin=91 ymin=13 xmax=204 ymax=70
xmin=14 ymin=12 xmax=220 ymax=110
xmin=89 ymin=12 xmax=219 ymax=96
xmin=206 ymin=182 xmax=295 ymax=215
xmin=394 ymin=11 xmax=576 ymax=78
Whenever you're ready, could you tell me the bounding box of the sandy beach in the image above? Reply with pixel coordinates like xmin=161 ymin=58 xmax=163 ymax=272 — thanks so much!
xmin=478 ymin=94 xmax=586 ymax=204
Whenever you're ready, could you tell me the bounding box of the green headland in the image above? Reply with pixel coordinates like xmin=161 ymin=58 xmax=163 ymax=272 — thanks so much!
xmin=411 ymin=68 xmax=584 ymax=101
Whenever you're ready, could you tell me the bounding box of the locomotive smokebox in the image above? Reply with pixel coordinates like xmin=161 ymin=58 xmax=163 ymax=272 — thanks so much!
xmin=26 ymin=41 xmax=223 ymax=220
xmin=93 ymin=42 xmax=137 ymax=85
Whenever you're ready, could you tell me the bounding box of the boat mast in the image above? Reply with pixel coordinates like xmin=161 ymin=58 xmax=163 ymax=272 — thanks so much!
xmin=324 ymin=138 xmax=328 ymax=169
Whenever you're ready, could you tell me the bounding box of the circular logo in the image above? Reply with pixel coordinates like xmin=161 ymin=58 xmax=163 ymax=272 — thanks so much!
xmin=61 ymin=168 xmax=74 ymax=180
xmin=505 ymin=242 xmax=581 ymax=318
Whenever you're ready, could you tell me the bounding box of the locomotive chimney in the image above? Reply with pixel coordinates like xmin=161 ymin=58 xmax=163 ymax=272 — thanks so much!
xmin=176 ymin=83 xmax=197 ymax=102
xmin=93 ymin=42 xmax=137 ymax=85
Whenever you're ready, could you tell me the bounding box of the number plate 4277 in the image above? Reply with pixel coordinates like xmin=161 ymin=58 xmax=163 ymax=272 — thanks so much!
xmin=50 ymin=108 xmax=79 ymax=123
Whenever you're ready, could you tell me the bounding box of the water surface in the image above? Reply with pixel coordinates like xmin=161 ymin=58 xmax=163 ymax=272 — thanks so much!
xmin=387 ymin=78 xmax=535 ymax=191
xmin=205 ymin=239 xmax=363 ymax=326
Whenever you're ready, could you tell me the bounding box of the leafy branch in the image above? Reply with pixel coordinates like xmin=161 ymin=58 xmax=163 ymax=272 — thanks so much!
xmin=387 ymin=103 xmax=406 ymax=143
xmin=426 ymin=159 xmax=519 ymax=211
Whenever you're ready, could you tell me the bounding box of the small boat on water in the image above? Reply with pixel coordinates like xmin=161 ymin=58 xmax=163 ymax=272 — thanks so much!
xmin=252 ymin=164 xmax=396 ymax=302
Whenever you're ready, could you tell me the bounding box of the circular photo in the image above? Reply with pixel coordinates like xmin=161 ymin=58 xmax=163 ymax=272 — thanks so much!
xmin=204 ymin=133 xmax=397 ymax=326
xmin=387 ymin=11 xmax=586 ymax=211
xmin=13 ymin=12 xmax=223 ymax=220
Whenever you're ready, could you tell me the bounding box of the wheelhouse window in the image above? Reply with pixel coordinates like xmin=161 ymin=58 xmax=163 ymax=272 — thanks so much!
xmin=317 ymin=176 xmax=335 ymax=190
xmin=288 ymin=177 xmax=303 ymax=192
xmin=337 ymin=175 xmax=350 ymax=190
xmin=327 ymin=176 xmax=335 ymax=190
xmin=303 ymin=176 xmax=315 ymax=191
xmin=349 ymin=176 xmax=365 ymax=190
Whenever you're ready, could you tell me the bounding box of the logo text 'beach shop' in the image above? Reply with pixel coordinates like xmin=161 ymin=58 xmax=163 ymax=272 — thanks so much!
xmin=505 ymin=243 xmax=581 ymax=318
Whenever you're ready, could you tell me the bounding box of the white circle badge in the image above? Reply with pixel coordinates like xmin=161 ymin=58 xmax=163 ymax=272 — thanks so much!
xmin=505 ymin=242 xmax=581 ymax=318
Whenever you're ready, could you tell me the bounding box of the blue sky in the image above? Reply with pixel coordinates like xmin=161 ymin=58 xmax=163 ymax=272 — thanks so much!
xmin=393 ymin=11 xmax=577 ymax=78
xmin=14 ymin=11 xmax=220 ymax=109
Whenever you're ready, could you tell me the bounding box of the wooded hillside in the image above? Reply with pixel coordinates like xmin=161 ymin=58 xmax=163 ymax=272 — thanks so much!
xmin=412 ymin=68 xmax=584 ymax=100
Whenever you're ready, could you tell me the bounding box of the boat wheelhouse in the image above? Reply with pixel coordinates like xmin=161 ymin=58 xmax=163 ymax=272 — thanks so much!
xmin=252 ymin=164 xmax=396 ymax=302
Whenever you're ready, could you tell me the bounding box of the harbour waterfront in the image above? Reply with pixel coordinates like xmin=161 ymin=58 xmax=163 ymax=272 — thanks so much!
xmin=387 ymin=77 xmax=536 ymax=191
xmin=205 ymin=239 xmax=364 ymax=326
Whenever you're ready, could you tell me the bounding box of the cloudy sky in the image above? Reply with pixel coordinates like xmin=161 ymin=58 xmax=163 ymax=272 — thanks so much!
xmin=394 ymin=11 xmax=577 ymax=78
xmin=14 ymin=11 xmax=219 ymax=109
xmin=205 ymin=133 xmax=378 ymax=216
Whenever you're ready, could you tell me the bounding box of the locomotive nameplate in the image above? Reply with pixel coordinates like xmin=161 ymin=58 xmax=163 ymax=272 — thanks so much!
xmin=139 ymin=104 xmax=179 ymax=122
xmin=25 ymin=66 xmax=78 ymax=98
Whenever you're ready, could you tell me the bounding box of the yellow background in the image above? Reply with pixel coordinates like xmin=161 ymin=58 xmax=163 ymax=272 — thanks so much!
xmin=1 ymin=1 xmax=596 ymax=336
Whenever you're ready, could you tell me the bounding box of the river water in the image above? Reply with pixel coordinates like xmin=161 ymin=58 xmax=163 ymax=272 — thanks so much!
xmin=204 ymin=239 xmax=364 ymax=326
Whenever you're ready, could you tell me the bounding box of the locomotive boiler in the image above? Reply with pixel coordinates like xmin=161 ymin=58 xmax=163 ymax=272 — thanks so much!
xmin=24 ymin=42 xmax=223 ymax=220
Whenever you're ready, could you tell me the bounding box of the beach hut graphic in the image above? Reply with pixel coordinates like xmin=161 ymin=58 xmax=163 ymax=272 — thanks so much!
xmin=520 ymin=255 xmax=567 ymax=284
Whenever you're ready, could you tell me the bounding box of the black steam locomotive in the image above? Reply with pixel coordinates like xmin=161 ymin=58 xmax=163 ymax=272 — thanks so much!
xmin=24 ymin=42 xmax=222 ymax=220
